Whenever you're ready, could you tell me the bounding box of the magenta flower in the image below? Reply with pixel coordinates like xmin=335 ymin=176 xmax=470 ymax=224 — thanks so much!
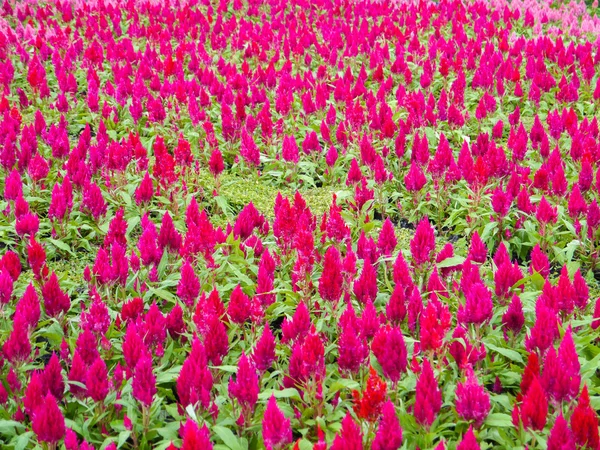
xmin=262 ymin=396 xmax=292 ymax=450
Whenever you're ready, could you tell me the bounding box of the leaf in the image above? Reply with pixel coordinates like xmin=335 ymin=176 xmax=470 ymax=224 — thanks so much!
xmin=49 ymin=238 xmax=74 ymax=255
xmin=485 ymin=413 xmax=514 ymax=427
xmin=157 ymin=249 xmax=169 ymax=279
xmin=258 ymin=388 xmax=302 ymax=401
xmin=436 ymin=255 xmax=465 ymax=268
xmin=212 ymin=425 xmax=244 ymax=450
xmin=0 ymin=420 xmax=25 ymax=436
xmin=484 ymin=342 xmax=524 ymax=363
xmin=118 ymin=431 xmax=131 ymax=448
xmin=13 ymin=431 xmax=33 ymax=450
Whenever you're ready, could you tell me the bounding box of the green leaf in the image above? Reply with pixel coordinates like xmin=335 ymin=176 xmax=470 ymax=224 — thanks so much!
xmin=0 ymin=420 xmax=25 ymax=436
xmin=13 ymin=431 xmax=33 ymax=450
xmin=49 ymin=238 xmax=74 ymax=255
xmin=212 ymin=425 xmax=244 ymax=450
xmin=484 ymin=342 xmax=524 ymax=363
xmin=484 ymin=413 xmax=514 ymax=427
xmin=258 ymin=388 xmax=302 ymax=401
xmin=436 ymin=255 xmax=465 ymax=268
xmin=118 ymin=431 xmax=131 ymax=448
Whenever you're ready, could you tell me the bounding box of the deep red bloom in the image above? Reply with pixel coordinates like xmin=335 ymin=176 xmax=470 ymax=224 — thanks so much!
xmin=570 ymin=385 xmax=600 ymax=449
xmin=352 ymin=367 xmax=388 ymax=422
xmin=520 ymin=376 xmax=547 ymax=431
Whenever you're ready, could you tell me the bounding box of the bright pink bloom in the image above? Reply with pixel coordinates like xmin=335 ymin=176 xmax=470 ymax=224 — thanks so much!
xmin=262 ymin=396 xmax=292 ymax=450
xmin=86 ymin=358 xmax=109 ymax=402
xmin=133 ymin=355 xmax=156 ymax=407
xmin=228 ymin=353 xmax=259 ymax=411
xmin=411 ymin=217 xmax=435 ymax=267
xmin=331 ymin=413 xmax=363 ymax=450
xmin=372 ymin=401 xmax=403 ymax=450
xmin=547 ymin=414 xmax=576 ymax=450
xmin=457 ymin=427 xmax=480 ymax=450
xmin=455 ymin=370 xmax=491 ymax=426
xmin=414 ymin=359 xmax=442 ymax=428
xmin=32 ymin=394 xmax=65 ymax=444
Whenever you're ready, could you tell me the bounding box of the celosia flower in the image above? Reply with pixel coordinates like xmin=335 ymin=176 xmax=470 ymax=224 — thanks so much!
xmin=371 ymin=325 xmax=407 ymax=384
xmin=352 ymin=367 xmax=388 ymax=422
xmin=414 ymin=359 xmax=442 ymax=428
xmin=331 ymin=413 xmax=363 ymax=450
xmin=455 ymin=369 xmax=491 ymax=426
xmin=133 ymin=355 xmax=156 ymax=407
xmin=262 ymin=396 xmax=292 ymax=450
xmin=177 ymin=338 xmax=213 ymax=410
xmin=252 ymin=326 xmax=276 ymax=372
xmin=411 ymin=217 xmax=435 ymax=267
xmin=372 ymin=401 xmax=403 ymax=450
xmin=457 ymin=426 xmax=480 ymax=450
xmin=32 ymin=394 xmax=65 ymax=444
xmin=181 ymin=420 xmax=213 ymax=450
xmin=502 ymin=295 xmax=524 ymax=339
xmin=338 ymin=318 xmax=368 ymax=375
xmin=547 ymin=414 xmax=576 ymax=450
xmin=86 ymin=357 xmax=109 ymax=402
xmin=228 ymin=285 xmax=251 ymax=324
xmin=318 ymin=246 xmax=343 ymax=304
xmin=519 ymin=376 xmax=547 ymax=431
xmin=228 ymin=353 xmax=259 ymax=412
xmin=570 ymin=385 xmax=599 ymax=449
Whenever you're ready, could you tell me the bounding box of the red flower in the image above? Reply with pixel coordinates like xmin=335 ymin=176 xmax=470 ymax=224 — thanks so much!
xmin=353 ymin=367 xmax=388 ymax=422
xmin=570 ymin=386 xmax=600 ymax=449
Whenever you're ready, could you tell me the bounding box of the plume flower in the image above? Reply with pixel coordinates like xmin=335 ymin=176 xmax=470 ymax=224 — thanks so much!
xmin=133 ymin=355 xmax=156 ymax=407
xmin=352 ymin=367 xmax=388 ymax=422
xmin=32 ymin=394 xmax=65 ymax=445
xmin=455 ymin=369 xmax=491 ymax=426
xmin=414 ymin=359 xmax=442 ymax=428
xmin=570 ymin=385 xmax=600 ymax=449
xmin=331 ymin=413 xmax=363 ymax=450
xmin=372 ymin=401 xmax=403 ymax=450
xmin=262 ymin=396 xmax=292 ymax=450
xmin=411 ymin=217 xmax=435 ymax=267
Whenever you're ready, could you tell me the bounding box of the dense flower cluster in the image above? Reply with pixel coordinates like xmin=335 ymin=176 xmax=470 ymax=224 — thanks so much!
xmin=0 ymin=0 xmax=599 ymax=448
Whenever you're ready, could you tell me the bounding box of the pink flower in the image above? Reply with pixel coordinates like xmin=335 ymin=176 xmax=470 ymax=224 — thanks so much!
xmin=331 ymin=413 xmax=363 ymax=450
xmin=414 ymin=359 xmax=442 ymax=428
xmin=252 ymin=326 xmax=276 ymax=372
xmin=177 ymin=260 xmax=200 ymax=307
xmin=457 ymin=426 xmax=480 ymax=450
xmin=372 ymin=326 xmax=407 ymax=384
xmin=547 ymin=414 xmax=576 ymax=450
xmin=181 ymin=420 xmax=213 ymax=450
xmin=411 ymin=217 xmax=435 ymax=267
xmin=133 ymin=356 xmax=156 ymax=407
xmin=42 ymin=272 xmax=70 ymax=318
xmin=228 ymin=353 xmax=259 ymax=411
xmin=86 ymin=358 xmax=109 ymax=402
xmin=372 ymin=401 xmax=403 ymax=450
xmin=262 ymin=396 xmax=292 ymax=450
xmin=32 ymin=394 xmax=65 ymax=444
xmin=319 ymin=246 xmax=343 ymax=303
xmin=455 ymin=370 xmax=491 ymax=426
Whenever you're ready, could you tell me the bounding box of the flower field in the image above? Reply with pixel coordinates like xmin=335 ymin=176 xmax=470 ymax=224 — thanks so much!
xmin=2 ymin=0 xmax=600 ymax=448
